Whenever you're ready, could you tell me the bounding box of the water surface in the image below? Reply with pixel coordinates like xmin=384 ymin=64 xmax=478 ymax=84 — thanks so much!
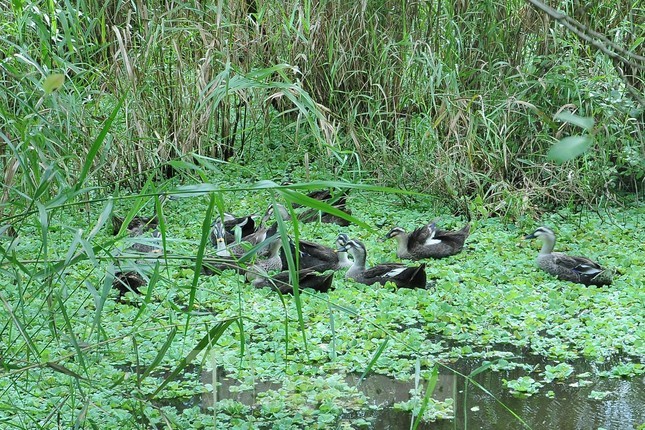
xmin=200 ymin=359 xmax=645 ymax=430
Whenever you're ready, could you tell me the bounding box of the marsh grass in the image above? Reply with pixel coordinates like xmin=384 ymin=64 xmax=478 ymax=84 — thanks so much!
xmin=2 ymin=0 xmax=642 ymax=210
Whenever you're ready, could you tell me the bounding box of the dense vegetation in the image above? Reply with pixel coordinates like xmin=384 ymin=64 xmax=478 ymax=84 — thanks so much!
xmin=1 ymin=0 xmax=643 ymax=428
xmin=1 ymin=0 xmax=643 ymax=211
xmin=1 ymin=180 xmax=643 ymax=428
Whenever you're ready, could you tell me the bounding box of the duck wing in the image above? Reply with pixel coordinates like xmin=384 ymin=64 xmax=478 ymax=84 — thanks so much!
xmin=407 ymin=223 xmax=437 ymax=248
xmin=298 ymin=270 xmax=335 ymax=293
xmin=298 ymin=195 xmax=351 ymax=225
xmin=300 ymin=240 xmax=339 ymax=268
xmin=280 ymin=239 xmax=339 ymax=271
xmin=363 ymin=263 xmax=407 ymax=278
xmin=433 ymin=223 xmax=470 ymax=246
xmin=306 ymin=189 xmax=332 ymax=202
xmin=291 ymin=190 xmax=332 ymax=209
xmin=223 ymin=215 xmax=256 ymax=238
xmin=254 ymin=269 xmax=335 ymax=294
xmin=552 ymin=252 xmax=603 ymax=272
xmin=389 ymin=263 xmax=427 ymax=289
xmin=201 ymin=256 xmax=244 ymax=275
xmin=113 ymin=271 xmax=146 ymax=301
xmin=364 ymin=263 xmax=427 ymax=289
xmin=551 ymin=252 xmax=610 ymax=285
xmin=241 ymin=222 xmax=276 ymax=246
xmin=113 ymin=215 xmax=159 ymax=235
xmin=320 ymin=205 xmax=352 ymax=226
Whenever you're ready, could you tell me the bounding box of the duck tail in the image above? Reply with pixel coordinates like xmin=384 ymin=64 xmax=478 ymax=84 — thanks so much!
xmin=405 ymin=263 xmax=427 ymax=289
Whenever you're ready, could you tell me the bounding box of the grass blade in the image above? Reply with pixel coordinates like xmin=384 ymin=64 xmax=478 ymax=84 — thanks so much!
xmin=149 ymin=318 xmax=236 ymax=398
xmin=75 ymin=93 xmax=126 ymax=191
xmin=142 ymin=326 xmax=177 ymax=380
xmin=358 ymin=337 xmax=389 ymax=385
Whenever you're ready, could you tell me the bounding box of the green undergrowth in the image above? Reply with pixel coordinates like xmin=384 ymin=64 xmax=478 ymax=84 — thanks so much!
xmin=0 ymin=176 xmax=643 ymax=428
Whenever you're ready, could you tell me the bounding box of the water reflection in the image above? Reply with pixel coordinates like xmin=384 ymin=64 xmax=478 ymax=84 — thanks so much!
xmin=200 ymin=361 xmax=645 ymax=430
xmin=444 ymin=366 xmax=645 ymax=430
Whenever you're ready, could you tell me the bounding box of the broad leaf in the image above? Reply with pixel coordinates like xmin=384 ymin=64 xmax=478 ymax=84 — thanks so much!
xmin=548 ymin=135 xmax=592 ymax=163
xmin=554 ymin=111 xmax=594 ymax=131
xmin=43 ymin=73 xmax=64 ymax=94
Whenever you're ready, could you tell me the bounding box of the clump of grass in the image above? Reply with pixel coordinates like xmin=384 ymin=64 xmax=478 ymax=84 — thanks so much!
xmin=2 ymin=0 xmax=641 ymax=212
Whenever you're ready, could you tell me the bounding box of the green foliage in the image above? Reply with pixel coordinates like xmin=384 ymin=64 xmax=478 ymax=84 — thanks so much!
xmin=0 ymin=160 xmax=643 ymax=427
xmin=1 ymin=0 xmax=642 ymax=213
xmin=42 ymin=73 xmax=65 ymax=94
xmin=1 ymin=0 xmax=643 ymax=427
xmin=542 ymin=363 xmax=575 ymax=383
xmin=504 ymin=376 xmax=543 ymax=397
xmin=588 ymin=390 xmax=611 ymax=400
xmin=548 ymin=112 xmax=596 ymax=163
xmin=394 ymin=395 xmax=454 ymax=423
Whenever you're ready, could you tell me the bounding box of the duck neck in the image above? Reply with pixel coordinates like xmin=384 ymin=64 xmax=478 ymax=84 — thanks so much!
xmin=346 ymin=256 xmax=365 ymax=279
xmin=539 ymin=235 xmax=555 ymax=255
xmin=216 ymin=239 xmax=231 ymax=257
xmin=349 ymin=250 xmax=367 ymax=271
xmin=267 ymin=240 xmax=281 ymax=258
xmin=337 ymin=250 xmax=351 ymax=267
xmin=266 ymin=237 xmax=282 ymax=260
xmin=395 ymin=234 xmax=410 ymax=255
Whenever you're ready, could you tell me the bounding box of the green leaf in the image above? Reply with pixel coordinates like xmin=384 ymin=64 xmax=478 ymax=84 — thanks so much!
xmin=87 ymin=197 xmax=114 ymax=239
xmin=548 ymin=135 xmax=592 ymax=163
xmin=43 ymin=73 xmax=65 ymax=94
xmin=187 ymin=193 xmax=217 ymax=314
xmin=358 ymin=337 xmax=389 ymax=384
xmin=413 ymin=365 xmax=439 ymax=430
xmin=75 ymin=92 xmax=126 ymax=191
xmin=142 ymin=326 xmax=177 ymax=379
xmin=149 ymin=318 xmax=236 ymax=398
xmin=279 ymin=188 xmax=371 ymax=231
xmin=46 ymin=362 xmax=85 ymax=379
xmin=554 ymin=111 xmax=594 ymax=131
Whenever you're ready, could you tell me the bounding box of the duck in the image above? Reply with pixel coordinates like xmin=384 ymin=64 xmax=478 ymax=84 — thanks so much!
xmin=209 ymin=214 xmax=256 ymax=245
xmin=291 ymin=189 xmax=334 ymax=207
xmin=252 ymin=268 xmax=335 ymax=294
xmin=524 ymin=226 xmax=612 ymax=286
xmin=245 ymin=236 xmax=284 ymax=281
xmin=201 ymin=255 xmax=244 ymax=275
xmin=298 ymin=193 xmax=352 ymax=226
xmin=112 ymin=194 xmax=169 ymax=235
xmin=291 ymin=189 xmax=349 ymax=207
xmin=261 ymin=203 xmax=291 ymax=224
xmin=222 ymin=214 xmax=256 ymax=237
xmin=203 ymin=219 xmax=281 ymax=274
xmin=201 ymin=222 xmax=244 ymax=275
xmin=113 ymin=215 xmax=158 ymax=236
xmin=209 ymin=220 xmax=252 ymax=258
xmin=385 ymin=222 xmax=470 ymax=260
xmin=211 ymin=221 xmax=233 ymax=257
xmin=210 ymin=214 xmax=279 ymax=256
xmin=129 ymin=228 xmax=163 ymax=254
xmin=280 ymin=234 xmax=352 ymax=272
xmin=335 ymin=233 xmax=352 ymax=269
xmin=245 ymin=221 xmax=279 ymax=247
xmin=264 ymin=200 xmax=351 ymax=226
xmin=112 ymin=271 xmax=147 ymax=301
xmin=338 ymin=239 xmax=427 ymax=289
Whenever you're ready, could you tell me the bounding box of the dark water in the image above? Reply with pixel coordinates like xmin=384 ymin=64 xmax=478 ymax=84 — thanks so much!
xmin=196 ymin=359 xmax=645 ymax=430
